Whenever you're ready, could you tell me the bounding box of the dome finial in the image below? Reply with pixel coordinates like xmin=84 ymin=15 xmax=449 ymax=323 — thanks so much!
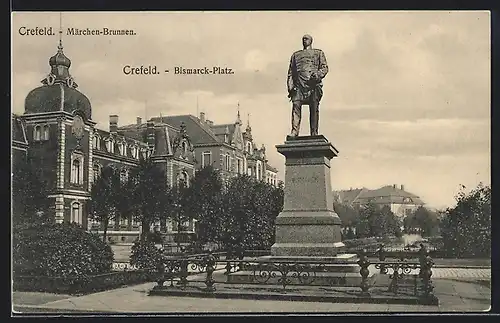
xmin=58 ymin=12 xmax=63 ymax=52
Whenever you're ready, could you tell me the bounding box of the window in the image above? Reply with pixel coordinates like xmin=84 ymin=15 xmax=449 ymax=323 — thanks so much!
xmin=43 ymin=125 xmax=50 ymax=140
xmin=71 ymin=202 xmax=81 ymax=224
xmin=247 ymin=142 xmax=252 ymax=153
xmin=225 ymin=154 xmax=230 ymax=171
xmin=202 ymin=151 xmax=212 ymax=167
xmin=93 ymin=163 xmax=101 ymax=181
xmin=118 ymin=142 xmax=126 ymax=156
xmin=182 ymin=141 xmax=188 ymax=153
xmin=106 ymin=139 xmax=114 ymax=153
xmin=71 ymin=154 xmax=84 ymax=185
xmin=177 ymin=171 xmax=189 ymax=188
xmin=93 ymin=135 xmax=101 ymax=150
xmin=33 ymin=125 xmax=41 ymax=141
xmin=237 ymin=158 xmax=242 ymax=174
xmin=256 ymin=163 xmax=261 ymax=180
xmin=120 ymin=169 xmax=128 ymax=183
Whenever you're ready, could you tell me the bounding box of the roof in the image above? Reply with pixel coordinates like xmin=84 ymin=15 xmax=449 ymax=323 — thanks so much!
xmin=12 ymin=114 xmax=28 ymax=144
xmin=152 ymin=115 xmax=220 ymax=145
xmin=334 ymin=185 xmax=424 ymax=206
xmin=211 ymin=123 xmax=236 ymax=143
xmin=334 ymin=188 xmax=369 ymax=205
xmin=266 ymin=163 xmax=278 ymax=173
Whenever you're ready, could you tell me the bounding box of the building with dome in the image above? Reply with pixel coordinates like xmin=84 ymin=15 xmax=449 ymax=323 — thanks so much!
xmin=12 ymin=39 xmax=197 ymax=242
xmin=12 ymin=39 xmax=279 ymax=242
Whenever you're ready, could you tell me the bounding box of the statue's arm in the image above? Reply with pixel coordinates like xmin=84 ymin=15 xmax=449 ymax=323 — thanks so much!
xmin=317 ymin=50 xmax=329 ymax=79
xmin=287 ymin=54 xmax=295 ymax=92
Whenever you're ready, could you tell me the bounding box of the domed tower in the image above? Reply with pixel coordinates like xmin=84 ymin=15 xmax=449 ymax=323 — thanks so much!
xmin=20 ymin=37 xmax=96 ymax=226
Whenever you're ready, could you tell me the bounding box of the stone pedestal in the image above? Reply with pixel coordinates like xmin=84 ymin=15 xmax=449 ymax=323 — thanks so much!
xmin=271 ymin=135 xmax=344 ymax=257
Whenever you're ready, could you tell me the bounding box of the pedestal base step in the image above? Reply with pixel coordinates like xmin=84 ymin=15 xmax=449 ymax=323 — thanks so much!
xmin=227 ymin=271 xmax=376 ymax=287
xmin=257 ymin=253 xmax=359 ymax=264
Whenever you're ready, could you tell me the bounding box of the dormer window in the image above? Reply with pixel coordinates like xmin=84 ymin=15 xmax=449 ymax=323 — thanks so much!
xmin=93 ymin=134 xmax=101 ymax=150
xmin=247 ymin=142 xmax=252 ymax=153
xmin=131 ymin=145 xmax=140 ymax=159
xmin=106 ymin=138 xmax=115 ymax=153
xmin=182 ymin=141 xmax=188 ymax=153
xmin=118 ymin=141 xmax=126 ymax=156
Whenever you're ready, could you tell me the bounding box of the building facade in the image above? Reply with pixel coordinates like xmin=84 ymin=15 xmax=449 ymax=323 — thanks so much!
xmin=12 ymin=40 xmax=279 ymax=242
xmin=146 ymin=110 xmax=279 ymax=185
xmin=333 ymin=184 xmax=425 ymax=218
xmin=11 ymin=41 xmax=197 ymax=242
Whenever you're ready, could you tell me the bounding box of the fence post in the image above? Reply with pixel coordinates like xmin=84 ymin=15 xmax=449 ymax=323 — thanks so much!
xmin=156 ymin=249 xmax=165 ymax=288
xmin=418 ymin=243 xmax=428 ymax=278
xmin=422 ymin=255 xmax=436 ymax=301
xmin=204 ymin=252 xmax=216 ymax=292
xmin=357 ymin=249 xmax=371 ymax=296
xmin=378 ymin=243 xmax=386 ymax=274
xmin=177 ymin=257 xmax=189 ymax=288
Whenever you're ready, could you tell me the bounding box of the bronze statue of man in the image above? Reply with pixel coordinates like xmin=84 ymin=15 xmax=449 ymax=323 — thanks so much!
xmin=287 ymin=34 xmax=329 ymax=137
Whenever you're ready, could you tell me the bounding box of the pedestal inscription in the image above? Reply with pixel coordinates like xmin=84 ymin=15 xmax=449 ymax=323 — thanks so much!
xmin=271 ymin=135 xmax=344 ymax=257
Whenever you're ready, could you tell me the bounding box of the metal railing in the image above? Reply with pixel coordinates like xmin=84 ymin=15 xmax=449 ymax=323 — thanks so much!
xmin=150 ymin=245 xmax=437 ymax=302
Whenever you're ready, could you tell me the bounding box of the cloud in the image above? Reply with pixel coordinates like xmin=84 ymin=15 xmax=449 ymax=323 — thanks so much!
xmin=11 ymin=11 xmax=490 ymax=208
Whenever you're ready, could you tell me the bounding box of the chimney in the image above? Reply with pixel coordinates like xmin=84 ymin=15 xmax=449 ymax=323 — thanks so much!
xmin=146 ymin=120 xmax=155 ymax=148
xmin=136 ymin=117 xmax=142 ymax=125
xmin=401 ymin=184 xmax=405 ymax=191
xmin=109 ymin=115 xmax=118 ymax=133
xmin=199 ymin=112 xmax=205 ymax=123
xmin=393 ymin=184 xmax=396 ymax=188
xmin=206 ymin=120 xmax=214 ymax=126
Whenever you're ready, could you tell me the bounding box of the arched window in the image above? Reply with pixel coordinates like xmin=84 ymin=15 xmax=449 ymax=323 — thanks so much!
xmin=71 ymin=202 xmax=81 ymax=224
xmin=93 ymin=135 xmax=101 ymax=150
xmin=106 ymin=139 xmax=114 ymax=153
xmin=33 ymin=125 xmax=41 ymax=141
xmin=93 ymin=163 xmax=101 ymax=181
xmin=177 ymin=171 xmax=189 ymax=188
xmin=43 ymin=125 xmax=50 ymax=140
xmin=71 ymin=154 xmax=84 ymax=185
xmin=118 ymin=142 xmax=126 ymax=156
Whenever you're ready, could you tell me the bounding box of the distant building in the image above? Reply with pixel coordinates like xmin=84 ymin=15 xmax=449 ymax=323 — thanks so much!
xmin=333 ymin=184 xmax=425 ymax=218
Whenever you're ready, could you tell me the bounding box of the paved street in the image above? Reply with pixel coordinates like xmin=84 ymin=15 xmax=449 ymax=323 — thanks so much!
xmin=12 ymin=277 xmax=491 ymax=313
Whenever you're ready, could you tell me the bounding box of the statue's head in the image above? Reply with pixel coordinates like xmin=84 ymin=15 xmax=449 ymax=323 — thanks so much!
xmin=302 ymin=34 xmax=313 ymax=48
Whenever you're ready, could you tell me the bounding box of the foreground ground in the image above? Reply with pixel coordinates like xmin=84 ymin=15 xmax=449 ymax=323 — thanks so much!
xmin=12 ymin=271 xmax=490 ymax=313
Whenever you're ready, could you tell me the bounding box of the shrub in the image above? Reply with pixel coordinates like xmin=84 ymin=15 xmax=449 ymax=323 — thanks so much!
xmin=130 ymin=240 xmax=162 ymax=269
xmin=12 ymin=222 xmax=114 ymax=278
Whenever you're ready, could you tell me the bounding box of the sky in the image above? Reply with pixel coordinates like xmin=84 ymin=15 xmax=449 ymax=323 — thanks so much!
xmin=11 ymin=11 xmax=490 ymax=209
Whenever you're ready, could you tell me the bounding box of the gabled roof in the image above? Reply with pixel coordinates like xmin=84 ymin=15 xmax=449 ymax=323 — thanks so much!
xmin=335 ymin=185 xmax=425 ymax=206
xmin=152 ymin=115 xmax=220 ymax=145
